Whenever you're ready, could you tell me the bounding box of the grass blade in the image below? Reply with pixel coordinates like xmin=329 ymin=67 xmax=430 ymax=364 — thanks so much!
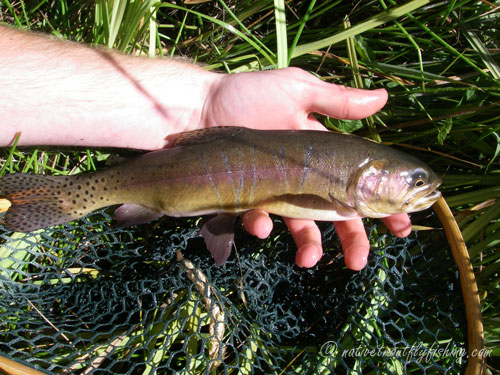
xmin=107 ymin=0 xmax=127 ymax=48
xmin=462 ymin=199 xmax=500 ymax=243
xmin=464 ymin=29 xmax=500 ymax=81
xmin=149 ymin=0 xmax=160 ymax=57
xmin=343 ymin=16 xmax=381 ymax=142
xmin=396 ymin=3 xmax=500 ymax=84
xmin=0 ymin=134 xmax=20 ymax=177
xmin=217 ymin=0 xmax=276 ymax=60
xmin=160 ymin=3 xmax=276 ymax=67
xmin=291 ymin=0 xmax=430 ymax=59
xmin=274 ymin=0 xmax=288 ymax=68
xmin=287 ymin=0 xmax=317 ymax=65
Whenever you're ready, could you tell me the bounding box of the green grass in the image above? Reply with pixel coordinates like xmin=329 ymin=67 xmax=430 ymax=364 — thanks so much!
xmin=1 ymin=0 xmax=499 ymax=373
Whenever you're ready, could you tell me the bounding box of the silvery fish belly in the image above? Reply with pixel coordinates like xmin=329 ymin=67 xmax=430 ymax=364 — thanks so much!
xmin=0 ymin=127 xmax=441 ymax=265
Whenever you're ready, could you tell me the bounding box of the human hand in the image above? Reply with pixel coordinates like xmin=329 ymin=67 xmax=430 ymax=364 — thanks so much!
xmin=205 ymin=67 xmax=411 ymax=270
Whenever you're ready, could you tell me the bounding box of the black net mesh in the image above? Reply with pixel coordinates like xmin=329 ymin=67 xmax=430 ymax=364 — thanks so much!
xmin=0 ymin=208 xmax=466 ymax=374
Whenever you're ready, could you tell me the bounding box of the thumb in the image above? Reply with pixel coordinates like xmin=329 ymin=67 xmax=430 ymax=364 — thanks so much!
xmin=308 ymin=84 xmax=388 ymax=120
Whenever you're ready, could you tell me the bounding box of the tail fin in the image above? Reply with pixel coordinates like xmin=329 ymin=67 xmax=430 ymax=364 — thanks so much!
xmin=0 ymin=173 xmax=95 ymax=232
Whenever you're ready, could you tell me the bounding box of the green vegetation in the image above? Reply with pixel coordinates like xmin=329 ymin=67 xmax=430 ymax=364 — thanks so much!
xmin=1 ymin=0 xmax=499 ymax=373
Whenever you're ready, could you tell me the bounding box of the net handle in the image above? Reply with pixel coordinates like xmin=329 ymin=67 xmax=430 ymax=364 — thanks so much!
xmin=433 ymin=196 xmax=485 ymax=375
xmin=0 ymin=198 xmax=11 ymax=213
xmin=0 ymin=353 xmax=48 ymax=375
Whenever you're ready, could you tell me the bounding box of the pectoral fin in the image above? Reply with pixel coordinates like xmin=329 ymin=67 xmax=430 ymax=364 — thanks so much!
xmin=200 ymin=214 xmax=237 ymax=266
xmin=114 ymin=204 xmax=164 ymax=227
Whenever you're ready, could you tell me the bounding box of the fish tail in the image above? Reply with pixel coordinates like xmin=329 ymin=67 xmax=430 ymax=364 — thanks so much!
xmin=0 ymin=173 xmax=101 ymax=232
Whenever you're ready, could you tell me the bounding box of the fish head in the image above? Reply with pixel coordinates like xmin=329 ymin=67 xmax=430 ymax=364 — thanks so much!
xmin=347 ymin=157 xmax=442 ymax=218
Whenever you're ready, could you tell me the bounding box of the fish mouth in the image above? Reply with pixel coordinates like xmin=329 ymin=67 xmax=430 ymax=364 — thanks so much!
xmin=425 ymin=189 xmax=442 ymax=201
xmin=409 ymin=188 xmax=442 ymax=211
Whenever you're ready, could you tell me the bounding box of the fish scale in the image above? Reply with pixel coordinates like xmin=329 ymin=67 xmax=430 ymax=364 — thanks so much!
xmin=0 ymin=127 xmax=441 ymax=265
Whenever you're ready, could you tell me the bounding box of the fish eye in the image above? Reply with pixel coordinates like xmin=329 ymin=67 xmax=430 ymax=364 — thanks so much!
xmin=414 ymin=179 xmax=425 ymax=188
xmin=406 ymin=169 xmax=428 ymax=188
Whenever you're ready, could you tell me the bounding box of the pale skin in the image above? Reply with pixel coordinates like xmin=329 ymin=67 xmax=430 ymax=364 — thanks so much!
xmin=0 ymin=26 xmax=411 ymax=270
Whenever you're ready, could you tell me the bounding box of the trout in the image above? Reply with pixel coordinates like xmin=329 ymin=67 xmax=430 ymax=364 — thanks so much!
xmin=0 ymin=127 xmax=441 ymax=265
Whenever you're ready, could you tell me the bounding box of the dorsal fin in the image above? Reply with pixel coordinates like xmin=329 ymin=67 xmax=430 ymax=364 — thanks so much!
xmin=175 ymin=126 xmax=245 ymax=146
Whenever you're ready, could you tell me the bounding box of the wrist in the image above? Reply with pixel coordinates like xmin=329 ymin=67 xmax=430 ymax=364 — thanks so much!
xmin=102 ymin=57 xmax=222 ymax=150
xmin=148 ymin=59 xmax=222 ymax=142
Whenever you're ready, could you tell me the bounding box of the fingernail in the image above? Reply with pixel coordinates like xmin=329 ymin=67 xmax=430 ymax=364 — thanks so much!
xmin=394 ymin=226 xmax=412 ymax=238
xmin=296 ymin=244 xmax=321 ymax=268
xmin=345 ymin=250 xmax=367 ymax=271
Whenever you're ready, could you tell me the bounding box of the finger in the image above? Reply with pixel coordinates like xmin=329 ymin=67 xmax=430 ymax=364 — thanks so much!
xmin=334 ymin=219 xmax=370 ymax=271
xmin=242 ymin=209 xmax=273 ymax=239
xmin=382 ymin=213 xmax=412 ymax=238
xmin=283 ymin=217 xmax=323 ymax=268
xmin=308 ymin=85 xmax=388 ymax=120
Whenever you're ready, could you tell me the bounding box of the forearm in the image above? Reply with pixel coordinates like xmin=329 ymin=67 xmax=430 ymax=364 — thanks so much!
xmin=0 ymin=26 xmax=219 ymax=150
